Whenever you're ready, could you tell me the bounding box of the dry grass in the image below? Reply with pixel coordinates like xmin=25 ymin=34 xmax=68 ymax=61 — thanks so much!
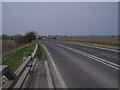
xmin=41 ymin=37 xmax=119 ymax=47
xmin=2 ymin=40 xmax=18 ymax=54
xmin=59 ymin=37 xmax=118 ymax=44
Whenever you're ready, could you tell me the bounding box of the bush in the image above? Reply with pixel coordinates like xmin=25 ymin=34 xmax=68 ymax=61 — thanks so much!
xmin=15 ymin=31 xmax=36 ymax=45
xmin=15 ymin=36 xmax=28 ymax=45
xmin=25 ymin=31 xmax=36 ymax=43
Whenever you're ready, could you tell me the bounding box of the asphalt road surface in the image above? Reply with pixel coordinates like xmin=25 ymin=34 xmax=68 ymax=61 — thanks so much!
xmin=40 ymin=41 xmax=119 ymax=88
xmin=27 ymin=60 xmax=47 ymax=88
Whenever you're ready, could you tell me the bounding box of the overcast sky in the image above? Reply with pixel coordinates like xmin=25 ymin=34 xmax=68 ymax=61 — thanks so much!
xmin=2 ymin=2 xmax=118 ymax=36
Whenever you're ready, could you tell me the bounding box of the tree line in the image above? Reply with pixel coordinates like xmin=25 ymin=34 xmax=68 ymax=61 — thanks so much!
xmin=2 ymin=31 xmax=36 ymax=45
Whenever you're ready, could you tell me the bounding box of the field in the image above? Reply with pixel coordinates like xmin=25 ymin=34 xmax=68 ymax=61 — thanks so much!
xmin=2 ymin=40 xmax=18 ymax=54
xmin=59 ymin=37 xmax=118 ymax=43
xmin=57 ymin=37 xmax=119 ymax=46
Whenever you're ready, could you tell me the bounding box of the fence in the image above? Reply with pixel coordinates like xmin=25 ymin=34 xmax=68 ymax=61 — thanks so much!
xmin=1 ymin=43 xmax=38 ymax=89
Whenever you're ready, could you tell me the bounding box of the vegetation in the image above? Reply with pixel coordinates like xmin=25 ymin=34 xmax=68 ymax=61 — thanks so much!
xmin=25 ymin=32 xmax=36 ymax=42
xmin=2 ymin=43 xmax=35 ymax=71
xmin=76 ymin=40 xmax=120 ymax=46
xmin=15 ymin=31 xmax=36 ymax=45
xmin=2 ymin=34 xmax=22 ymax=40
xmin=2 ymin=40 xmax=17 ymax=54
xmin=2 ymin=31 xmax=36 ymax=45
xmin=58 ymin=38 xmax=119 ymax=47
xmin=35 ymin=44 xmax=46 ymax=60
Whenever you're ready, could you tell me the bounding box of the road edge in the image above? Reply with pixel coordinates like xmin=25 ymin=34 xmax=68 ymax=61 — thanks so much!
xmin=41 ymin=43 xmax=67 ymax=88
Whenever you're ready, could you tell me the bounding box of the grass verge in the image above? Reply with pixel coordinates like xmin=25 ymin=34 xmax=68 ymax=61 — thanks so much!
xmin=76 ymin=40 xmax=120 ymax=47
xmin=60 ymin=39 xmax=119 ymax=47
xmin=35 ymin=44 xmax=46 ymax=60
xmin=2 ymin=43 xmax=35 ymax=71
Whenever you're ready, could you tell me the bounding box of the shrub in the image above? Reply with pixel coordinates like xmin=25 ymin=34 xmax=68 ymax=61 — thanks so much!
xmin=15 ymin=31 xmax=36 ymax=45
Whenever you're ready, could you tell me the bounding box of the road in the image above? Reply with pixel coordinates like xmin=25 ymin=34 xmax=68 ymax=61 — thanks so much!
xmin=26 ymin=60 xmax=47 ymax=88
xmin=40 ymin=41 xmax=119 ymax=88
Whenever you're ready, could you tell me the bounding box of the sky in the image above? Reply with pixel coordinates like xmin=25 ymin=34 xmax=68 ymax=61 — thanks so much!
xmin=0 ymin=2 xmax=2 ymax=35
xmin=2 ymin=2 xmax=118 ymax=36
xmin=2 ymin=0 xmax=120 ymax=2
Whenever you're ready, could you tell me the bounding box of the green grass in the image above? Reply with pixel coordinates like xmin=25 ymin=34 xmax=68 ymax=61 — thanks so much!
xmin=2 ymin=43 xmax=35 ymax=71
xmin=35 ymin=44 xmax=46 ymax=60
xmin=76 ymin=40 xmax=120 ymax=47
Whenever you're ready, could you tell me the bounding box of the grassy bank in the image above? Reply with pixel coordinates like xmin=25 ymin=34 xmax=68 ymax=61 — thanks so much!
xmin=59 ymin=39 xmax=119 ymax=47
xmin=76 ymin=40 xmax=120 ymax=47
xmin=35 ymin=44 xmax=46 ymax=60
xmin=2 ymin=43 xmax=35 ymax=71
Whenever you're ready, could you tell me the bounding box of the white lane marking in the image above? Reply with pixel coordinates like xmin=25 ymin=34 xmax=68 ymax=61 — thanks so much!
xmin=34 ymin=62 xmax=41 ymax=88
xmin=41 ymin=44 xmax=67 ymax=88
xmin=55 ymin=43 xmax=120 ymax=70
xmin=65 ymin=42 xmax=120 ymax=52
xmin=45 ymin=61 xmax=54 ymax=88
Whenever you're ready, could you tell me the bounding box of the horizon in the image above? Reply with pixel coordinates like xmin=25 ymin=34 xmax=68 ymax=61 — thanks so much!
xmin=1 ymin=33 xmax=119 ymax=36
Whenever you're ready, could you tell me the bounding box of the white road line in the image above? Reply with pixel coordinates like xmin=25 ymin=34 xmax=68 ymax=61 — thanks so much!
xmin=34 ymin=62 xmax=41 ymax=88
xmin=45 ymin=61 xmax=54 ymax=88
xmin=55 ymin=43 xmax=120 ymax=70
xmin=41 ymin=44 xmax=67 ymax=88
xmin=65 ymin=42 xmax=120 ymax=52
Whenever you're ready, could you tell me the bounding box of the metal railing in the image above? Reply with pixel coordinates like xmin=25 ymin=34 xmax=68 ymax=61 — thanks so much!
xmin=1 ymin=43 xmax=38 ymax=89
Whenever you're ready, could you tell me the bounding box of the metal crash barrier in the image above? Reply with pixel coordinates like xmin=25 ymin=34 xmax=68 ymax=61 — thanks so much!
xmin=1 ymin=43 xmax=38 ymax=89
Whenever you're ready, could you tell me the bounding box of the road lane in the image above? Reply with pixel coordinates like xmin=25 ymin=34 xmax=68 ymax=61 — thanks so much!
xmin=54 ymin=43 xmax=119 ymax=70
xmin=41 ymin=41 xmax=118 ymax=88
xmin=54 ymin=41 xmax=118 ymax=65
